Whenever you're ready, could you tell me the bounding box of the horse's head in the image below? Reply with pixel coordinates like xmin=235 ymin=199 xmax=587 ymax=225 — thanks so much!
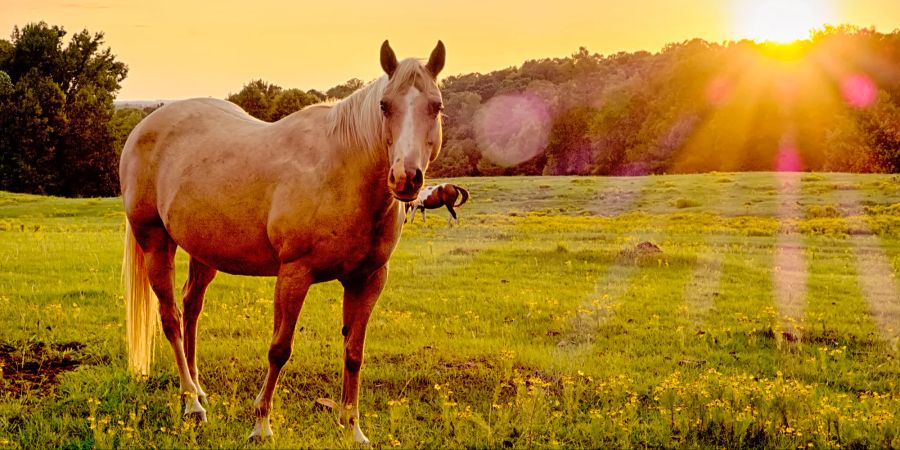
xmin=379 ymin=40 xmax=445 ymax=201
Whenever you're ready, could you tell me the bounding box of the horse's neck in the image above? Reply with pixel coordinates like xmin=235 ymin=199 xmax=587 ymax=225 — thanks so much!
xmin=330 ymin=133 xmax=398 ymax=218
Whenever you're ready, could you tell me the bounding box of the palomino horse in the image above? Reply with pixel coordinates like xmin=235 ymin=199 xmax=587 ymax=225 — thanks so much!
xmin=120 ymin=40 xmax=445 ymax=443
xmin=405 ymin=183 xmax=469 ymax=225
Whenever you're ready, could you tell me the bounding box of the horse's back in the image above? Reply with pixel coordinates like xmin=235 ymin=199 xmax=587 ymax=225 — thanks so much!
xmin=122 ymin=99 xmax=263 ymax=210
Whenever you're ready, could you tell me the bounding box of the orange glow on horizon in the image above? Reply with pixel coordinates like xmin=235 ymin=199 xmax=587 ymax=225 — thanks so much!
xmin=2 ymin=0 xmax=899 ymax=100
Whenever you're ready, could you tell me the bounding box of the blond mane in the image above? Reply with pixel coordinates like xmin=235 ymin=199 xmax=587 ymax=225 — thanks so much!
xmin=327 ymin=58 xmax=440 ymax=153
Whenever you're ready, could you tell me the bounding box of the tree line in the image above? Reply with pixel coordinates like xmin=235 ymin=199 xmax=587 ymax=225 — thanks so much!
xmin=225 ymin=26 xmax=900 ymax=177
xmin=1 ymin=22 xmax=898 ymax=197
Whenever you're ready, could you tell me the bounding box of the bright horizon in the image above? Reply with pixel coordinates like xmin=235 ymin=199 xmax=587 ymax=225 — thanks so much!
xmin=3 ymin=0 xmax=899 ymax=100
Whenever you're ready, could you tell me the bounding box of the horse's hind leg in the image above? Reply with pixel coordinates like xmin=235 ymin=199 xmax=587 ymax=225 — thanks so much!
xmin=182 ymin=256 xmax=217 ymax=404
xmin=339 ymin=266 xmax=387 ymax=446
xmin=446 ymin=205 xmax=458 ymax=226
xmin=137 ymin=224 xmax=207 ymax=421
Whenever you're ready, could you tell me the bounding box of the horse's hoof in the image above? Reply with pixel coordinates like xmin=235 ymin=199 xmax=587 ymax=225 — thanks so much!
xmin=353 ymin=430 xmax=370 ymax=446
xmin=345 ymin=423 xmax=370 ymax=446
xmin=184 ymin=409 xmax=207 ymax=423
xmin=249 ymin=417 xmax=273 ymax=442
xmin=247 ymin=433 xmax=274 ymax=443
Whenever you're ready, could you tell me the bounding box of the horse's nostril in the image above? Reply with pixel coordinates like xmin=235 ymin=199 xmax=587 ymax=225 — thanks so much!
xmin=412 ymin=169 xmax=423 ymax=186
xmin=389 ymin=172 xmax=396 ymax=184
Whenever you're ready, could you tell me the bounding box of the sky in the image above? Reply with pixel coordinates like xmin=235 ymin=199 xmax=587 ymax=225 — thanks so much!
xmin=2 ymin=0 xmax=899 ymax=100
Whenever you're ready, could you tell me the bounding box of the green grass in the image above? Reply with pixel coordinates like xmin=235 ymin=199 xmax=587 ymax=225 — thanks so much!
xmin=0 ymin=172 xmax=898 ymax=448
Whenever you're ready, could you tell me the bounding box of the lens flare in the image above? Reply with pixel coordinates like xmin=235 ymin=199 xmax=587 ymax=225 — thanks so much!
xmin=775 ymin=143 xmax=803 ymax=172
xmin=705 ymin=76 xmax=734 ymax=106
xmin=474 ymin=95 xmax=551 ymax=167
xmin=841 ymin=74 xmax=877 ymax=108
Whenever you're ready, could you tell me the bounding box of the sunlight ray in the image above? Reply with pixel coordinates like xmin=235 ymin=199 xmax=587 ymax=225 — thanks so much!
xmin=773 ymin=172 xmax=808 ymax=341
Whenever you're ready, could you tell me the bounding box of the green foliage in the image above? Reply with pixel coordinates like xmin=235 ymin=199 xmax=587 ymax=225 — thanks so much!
xmin=428 ymin=28 xmax=900 ymax=177
xmin=108 ymin=107 xmax=147 ymax=157
xmin=0 ymin=22 xmax=127 ymax=197
xmin=544 ymin=107 xmax=595 ymax=175
xmin=325 ymin=78 xmax=364 ymax=100
xmin=271 ymin=88 xmax=321 ymax=121
xmin=0 ymin=70 xmax=11 ymax=94
xmin=226 ymin=80 xmax=323 ymax=122
xmin=225 ymin=79 xmax=280 ymax=121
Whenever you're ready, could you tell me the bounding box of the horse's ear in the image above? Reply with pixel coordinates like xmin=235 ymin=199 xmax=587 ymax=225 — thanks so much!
xmin=426 ymin=40 xmax=445 ymax=78
xmin=380 ymin=40 xmax=398 ymax=78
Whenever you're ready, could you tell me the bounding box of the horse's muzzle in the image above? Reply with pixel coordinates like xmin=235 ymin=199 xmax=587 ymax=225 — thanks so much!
xmin=389 ymin=166 xmax=423 ymax=201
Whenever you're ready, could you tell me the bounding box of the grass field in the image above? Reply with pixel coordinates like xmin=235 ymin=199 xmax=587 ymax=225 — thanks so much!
xmin=1 ymin=172 xmax=899 ymax=449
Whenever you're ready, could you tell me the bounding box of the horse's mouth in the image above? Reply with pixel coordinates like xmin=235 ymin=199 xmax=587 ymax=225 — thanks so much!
xmin=391 ymin=190 xmax=419 ymax=202
xmin=390 ymin=185 xmax=421 ymax=202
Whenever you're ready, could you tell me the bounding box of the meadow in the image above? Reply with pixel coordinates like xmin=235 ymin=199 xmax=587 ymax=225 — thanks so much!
xmin=0 ymin=172 xmax=898 ymax=449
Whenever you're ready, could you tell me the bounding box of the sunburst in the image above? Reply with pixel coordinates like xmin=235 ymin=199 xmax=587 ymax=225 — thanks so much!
xmin=731 ymin=0 xmax=836 ymax=43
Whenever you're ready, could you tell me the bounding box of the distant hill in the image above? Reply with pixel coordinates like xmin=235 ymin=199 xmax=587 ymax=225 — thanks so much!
xmin=114 ymin=100 xmax=168 ymax=109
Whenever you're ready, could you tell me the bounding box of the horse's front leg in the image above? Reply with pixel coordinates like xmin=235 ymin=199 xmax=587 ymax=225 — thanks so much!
xmin=339 ymin=265 xmax=388 ymax=445
xmin=249 ymin=262 xmax=312 ymax=440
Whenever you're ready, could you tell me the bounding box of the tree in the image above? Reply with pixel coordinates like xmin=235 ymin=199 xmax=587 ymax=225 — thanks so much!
xmin=271 ymin=88 xmax=319 ymax=121
xmin=226 ymin=79 xmax=282 ymax=121
xmin=0 ymin=22 xmax=127 ymax=196
xmin=857 ymin=92 xmax=900 ymax=172
xmin=109 ymin=107 xmax=148 ymax=157
xmin=0 ymin=70 xmax=67 ymax=193
xmin=544 ymin=107 xmax=595 ymax=175
xmin=326 ymin=78 xmax=364 ymax=99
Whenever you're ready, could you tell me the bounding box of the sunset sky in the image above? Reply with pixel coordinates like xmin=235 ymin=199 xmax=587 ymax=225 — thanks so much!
xmin=3 ymin=0 xmax=899 ymax=100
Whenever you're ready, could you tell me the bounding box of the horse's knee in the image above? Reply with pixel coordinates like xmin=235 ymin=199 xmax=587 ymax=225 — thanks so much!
xmin=268 ymin=342 xmax=292 ymax=367
xmin=344 ymin=347 xmax=363 ymax=373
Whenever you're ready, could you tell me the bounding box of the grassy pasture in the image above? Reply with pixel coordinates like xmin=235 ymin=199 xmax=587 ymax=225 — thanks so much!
xmin=0 ymin=172 xmax=898 ymax=448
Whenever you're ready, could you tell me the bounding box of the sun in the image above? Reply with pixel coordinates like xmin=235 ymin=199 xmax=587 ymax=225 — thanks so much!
xmin=731 ymin=0 xmax=837 ymax=43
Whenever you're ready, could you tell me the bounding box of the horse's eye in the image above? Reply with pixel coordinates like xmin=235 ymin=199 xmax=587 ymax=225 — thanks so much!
xmin=429 ymin=101 xmax=443 ymax=116
xmin=380 ymin=100 xmax=391 ymax=116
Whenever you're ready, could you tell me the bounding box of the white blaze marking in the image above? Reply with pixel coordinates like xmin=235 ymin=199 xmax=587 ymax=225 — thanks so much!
xmin=395 ymin=87 xmax=421 ymax=163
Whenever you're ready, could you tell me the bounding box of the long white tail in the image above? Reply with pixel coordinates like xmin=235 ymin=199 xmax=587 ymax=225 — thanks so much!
xmin=123 ymin=220 xmax=158 ymax=376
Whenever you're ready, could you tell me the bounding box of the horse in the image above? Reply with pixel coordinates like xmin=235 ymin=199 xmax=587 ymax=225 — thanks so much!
xmin=119 ymin=40 xmax=446 ymax=444
xmin=405 ymin=183 xmax=469 ymax=225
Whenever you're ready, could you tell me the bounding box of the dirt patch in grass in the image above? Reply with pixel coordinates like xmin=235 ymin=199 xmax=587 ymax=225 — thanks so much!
xmin=0 ymin=341 xmax=86 ymax=398
xmin=616 ymin=241 xmax=664 ymax=265
xmin=448 ymin=247 xmax=480 ymax=256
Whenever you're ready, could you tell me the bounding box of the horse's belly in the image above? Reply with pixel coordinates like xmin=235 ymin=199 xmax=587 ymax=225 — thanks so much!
xmin=173 ymin=227 xmax=280 ymax=276
xmin=162 ymin=205 xmax=280 ymax=276
xmin=183 ymin=241 xmax=280 ymax=276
